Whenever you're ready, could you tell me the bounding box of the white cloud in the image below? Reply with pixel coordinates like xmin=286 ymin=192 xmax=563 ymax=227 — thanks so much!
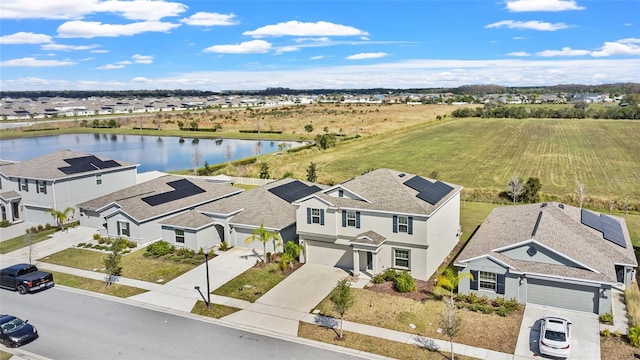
xmin=116 ymin=60 xmax=132 ymax=65
xmin=97 ymin=63 xmax=126 ymax=70
xmin=624 ymin=23 xmax=633 ymax=27
xmin=203 ymin=40 xmax=272 ymax=54
xmin=310 ymin=55 xmax=325 ymax=60
xmin=41 ymin=43 xmax=100 ymax=51
xmin=0 ymin=57 xmax=76 ymax=67
xmin=0 ymin=0 xmax=186 ymax=20
xmin=346 ymin=52 xmax=388 ymax=60
xmin=591 ymin=40 xmax=640 ymax=57
xmin=485 ymin=20 xmax=569 ymax=31
xmin=294 ymin=37 xmax=331 ymax=43
xmin=132 ymin=54 xmax=153 ymax=64
xmin=274 ymin=46 xmax=299 ymax=54
xmin=180 ymin=12 xmax=237 ymax=26
xmin=536 ymin=47 xmax=590 ymax=57
xmin=512 ymin=36 xmax=527 ymax=40
xmin=508 ymin=51 xmax=531 ymax=57
xmin=132 ymin=76 xmax=153 ymax=82
xmin=91 ymin=49 xmax=109 ymax=53
xmin=243 ymin=20 xmax=368 ymax=38
xmin=505 ymin=0 xmax=585 ymax=12
xmin=57 ymin=20 xmax=180 ymax=38
xmin=0 ymin=32 xmax=52 ymax=44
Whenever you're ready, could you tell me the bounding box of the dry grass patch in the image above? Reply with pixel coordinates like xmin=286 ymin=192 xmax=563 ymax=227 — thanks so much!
xmin=191 ymin=300 xmax=241 ymax=318
xmin=298 ymin=322 xmax=478 ymax=360
xmin=49 ymin=271 xmax=147 ymax=298
xmin=313 ymin=288 xmax=523 ymax=354
xmin=39 ymin=247 xmax=198 ymax=283
xmin=626 ymin=283 xmax=640 ymax=328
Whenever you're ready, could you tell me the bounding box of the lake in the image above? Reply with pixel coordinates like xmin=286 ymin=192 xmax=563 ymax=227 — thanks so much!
xmin=0 ymin=134 xmax=305 ymax=173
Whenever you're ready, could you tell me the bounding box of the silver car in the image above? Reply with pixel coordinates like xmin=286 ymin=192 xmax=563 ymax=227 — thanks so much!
xmin=539 ymin=315 xmax=571 ymax=358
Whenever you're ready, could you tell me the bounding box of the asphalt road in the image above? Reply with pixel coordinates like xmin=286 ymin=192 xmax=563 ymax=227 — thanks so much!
xmin=0 ymin=287 xmax=365 ymax=360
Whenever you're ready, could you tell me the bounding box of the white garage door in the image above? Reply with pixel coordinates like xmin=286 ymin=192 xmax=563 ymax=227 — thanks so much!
xmin=527 ymin=278 xmax=599 ymax=313
xmin=305 ymin=240 xmax=353 ymax=269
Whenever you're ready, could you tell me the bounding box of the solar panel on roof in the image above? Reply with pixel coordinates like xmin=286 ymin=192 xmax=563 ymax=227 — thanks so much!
xmin=601 ymin=214 xmax=626 ymax=248
xmin=58 ymin=155 xmax=121 ymax=175
xmin=403 ymin=176 xmax=432 ymax=192
xmin=267 ymin=181 xmax=320 ymax=203
xmin=416 ymin=181 xmax=454 ymax=205
xmin=581 ymin=209 xmax=602 ymax=232
xmin=142 ymin=179 xmax=205 ymax=206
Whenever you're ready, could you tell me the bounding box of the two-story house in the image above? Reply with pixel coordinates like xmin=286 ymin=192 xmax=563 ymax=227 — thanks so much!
xmin=294 ymin=168 xmax=462 ymax=281
xmin=0 ymin=150 xmax=137 ymax=224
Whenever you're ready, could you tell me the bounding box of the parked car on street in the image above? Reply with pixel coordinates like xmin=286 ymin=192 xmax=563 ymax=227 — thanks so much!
xmin=539 ymin=315 xmax=572 ymax=358
xmin=0 ymin=314 xmax=39 ymax=347
xmin=0 ymin=263 xmax=54 ymax=294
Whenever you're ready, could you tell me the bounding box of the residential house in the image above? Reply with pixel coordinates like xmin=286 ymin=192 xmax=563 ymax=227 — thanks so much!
xmin=455 ymin=202 xmax=637 ymax=315
xmin=0 ymin=150 xmax=138 ymax=224
xmin=77 ymin=175 xmax=241 ymax=244
xmin=160 ymin=178 xmax=322 ymax=252
xmin=294 ymin=168 xmax=462 ymax=281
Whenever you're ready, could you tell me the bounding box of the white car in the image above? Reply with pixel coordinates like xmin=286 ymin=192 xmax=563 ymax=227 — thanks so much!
xmin=539 ymin=315 xmax=572 ymax=358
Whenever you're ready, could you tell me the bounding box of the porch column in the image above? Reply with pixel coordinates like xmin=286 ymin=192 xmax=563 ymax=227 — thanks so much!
xmin=352 ymin=248 xmax=360 ymax=277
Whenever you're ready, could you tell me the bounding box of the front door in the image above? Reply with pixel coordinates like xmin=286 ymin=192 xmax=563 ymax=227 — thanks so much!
xmin=366 ymin=252 xmax=373 ymax=271
xmin=11 ymin=202 xmax=19 ymax=220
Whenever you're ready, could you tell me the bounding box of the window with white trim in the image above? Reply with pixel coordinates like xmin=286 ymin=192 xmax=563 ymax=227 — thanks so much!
xmin=398 ymin=216 xmax=408 ymax=233
xmin=96 ymin=174 xmax=102 ymax=185
xmin=175 ymin=229 xmax=185 ymax=244
xmin=479 ymin=271 xmax=496 ymax=290
xmin=20 ymin=178 xmax=28 ymax=192
xmin=36 ymin=180 xmax=47 ymax=194
xmin=117 ymin=221 xmax=130 ymax=237
xmin=394 ymin=249 xmax=410 ymax=269
xmin=346 ymin=210 xmax=356 ymax=227
xmin=311 ymin=208 xmax=321 ymax=224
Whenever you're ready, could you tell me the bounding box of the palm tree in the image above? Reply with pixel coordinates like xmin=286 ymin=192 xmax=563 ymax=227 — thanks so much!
xmin=245 ymin=224 xmax=281 ymax=264
xmin=435 ymin=267 xmax=473 ymax=299
xmin=45 ymin=206 xmax=75 ymax=231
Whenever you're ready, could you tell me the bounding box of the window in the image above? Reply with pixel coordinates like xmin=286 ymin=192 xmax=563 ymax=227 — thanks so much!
xmin=479 ymin=271 xmax=496 ymax=290
xmin=307 ymin=208 xmax=324 ymax=225
xmin=36 ymin=180 xmax=46 ymax=194
xmin=19 ymin=178 xmax=28 ymax=192
xmin=394 ymin=249 xmax=410 ymax=269
xmin=346 ymin=211 xmax=356 ymax=227
xmin=117 ymin=221 xmax=130 ymax=237
xmin=96 ymin=174 xmax=102 ymax=185
xmin=338 ymin=189 xmax=344 ymax=197
xmin=393 ymin=215 xmax=413 ymax=234
xmin=342 ymin=210 xmax=360 ymax=228
xmin=175 ymin=229 xmax=185 ymax=244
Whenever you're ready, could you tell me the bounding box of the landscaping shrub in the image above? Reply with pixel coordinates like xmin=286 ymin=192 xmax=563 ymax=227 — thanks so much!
xmin=45 ymin=223 xmax=52 ymax=230
xmin=0 ymin=219 xmax=9 ymax=227
xmin=176 ymin=248 xmax=195 ymax=258
xmin=505 ymin=298 xmax=520 ymax=312
xmin=382 ymin=268 xmax=398 ymax=281
xmin=479 ymin=305 xmax=494 ymax=314
xmin=393 ymin=271 xmax=416 ymax=293
xmin=477 ymin=295 xmax=490 ymax=306
xmin=145 ymin=241 xmax=175 ymax=257
xmin=37 ymin=224 xmax=44 ymax=232
xmin=98 ymin=237 xmax=107 ymax=244
xmin=126 ymin=240 xmax=137 ymax=248
xmin=497 ymin=305 xmax=508 ymax=317
xmin=628 ymin=326 xmax=640 ymax=347
xmin=219 ymin=241 xmax=229 ymax=251
xmin=599 ymin=312 xmax=614 ymax=324
xmin=371 ymin=273 xmax=385 ymax=284
xmin=600 ymin=328 xmax=611 ymax=337
xmin=93 ymin=233 xmax=101 ymax=240
xmin=466 ymin=292 xmax=479 ymax=304
xmin=493 ymin=296 xmax=506 ymax=307
xmin=283 ymin=241 xmax=301 ymax=261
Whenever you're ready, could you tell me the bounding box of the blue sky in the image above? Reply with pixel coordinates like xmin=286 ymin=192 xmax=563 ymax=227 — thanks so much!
xmin=1 ymin=0 xmax=638 ymax=91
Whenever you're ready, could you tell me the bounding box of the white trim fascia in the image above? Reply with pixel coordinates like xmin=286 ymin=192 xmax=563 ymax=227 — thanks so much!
xmin=338 ymin=206 xmax=429 ymax=218
xmin=614 ymin=262 xmax=638 ymax=267
xmin=292 ymin=194 xmax=335 ymax=207
xmin=95 ymin=201 xmax=123 ymax=213
xmin=456 ymin=254 xmax=516 ymax=269
xmin=524 ymin=272 xmax=614 ymax=287
xmin=229 ymin=223 xmax=281 ymax=232
xmin=160 ymin=222 xmax=214 ymax=232
xmin=22 ymin=203 xmax=52 ymax=210
xmin=322 ymin=185 xmax=372 ymax=203
xmin=198 ymin=208 xmax=243 ymax=218
xmin=494 ymin=238 xmax=600 ymax=274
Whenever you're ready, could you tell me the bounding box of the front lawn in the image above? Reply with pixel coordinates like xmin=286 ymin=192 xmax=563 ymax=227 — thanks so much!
xmin=39 ymin=247 xmax=199 ymax=283
xmin=313 ymin=287 xmax=523 ymax=354
xmin=191 ymin=300 xmax=241 ymax=318
xmin=298 ymin=322 xmax=478 ymax=360
xmin=212 ymin=262 xmax=300 ymax=303
xmin=0 ymin=228 xmax=58 ymax=254
xmin=50 ymin=271 xmax=147 ymax=298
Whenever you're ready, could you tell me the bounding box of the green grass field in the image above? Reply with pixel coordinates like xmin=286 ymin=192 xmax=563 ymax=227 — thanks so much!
xmin=261 ymin=118 xmax=640 ymax=202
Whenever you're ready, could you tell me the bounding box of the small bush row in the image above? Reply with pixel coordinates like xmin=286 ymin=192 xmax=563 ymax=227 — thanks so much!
xmin=77 ymin=242 xmax=131 ymax=254
xmin=143 ymin=240 xmax=213 ymax=263
xmin=370 ymin=268 xmax=416 ymax=293
xmin=25 ymin=223 xmax=54 ymax=234
xmin=455 ymin=293 xmax=520 ymax=317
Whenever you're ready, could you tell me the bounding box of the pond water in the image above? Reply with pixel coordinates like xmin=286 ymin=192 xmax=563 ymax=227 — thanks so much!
xmin=0 ymin=134 xmax=304 ymax=173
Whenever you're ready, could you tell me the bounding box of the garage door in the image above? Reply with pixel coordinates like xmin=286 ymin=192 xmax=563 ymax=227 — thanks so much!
xmin=527 ymin=278 xmax=599 ymax=313
xmin=305 ymin=240 xmax=353 ymax=269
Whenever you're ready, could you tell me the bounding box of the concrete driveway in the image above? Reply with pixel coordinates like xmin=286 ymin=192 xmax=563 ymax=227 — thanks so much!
xmin=514 ymin=303 xmax=600 ymax=360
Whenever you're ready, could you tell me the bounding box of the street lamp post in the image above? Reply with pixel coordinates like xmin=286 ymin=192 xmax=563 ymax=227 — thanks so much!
xmin=204 ymin=252 xmax=211 ymax=308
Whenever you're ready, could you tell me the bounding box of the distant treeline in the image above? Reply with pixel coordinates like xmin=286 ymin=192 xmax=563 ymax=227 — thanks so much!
xmin=452 ymin=103 xmax=640 ymax=120
xmin=2 ymin=83 xmax=638 ymax=99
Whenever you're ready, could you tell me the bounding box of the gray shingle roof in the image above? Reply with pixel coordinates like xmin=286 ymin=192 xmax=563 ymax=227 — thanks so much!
xmin=315 ymin=168 xmax=462 ymax=215
xmin=456 ymin=202 xmax=637 ymax=283
xmin=159 ymin=210 xmax=214 ymax=229
xmin=0 ymin=149 xmax=137 ymax=180
xmin=197 ymin=178 xmax=324 ymax=229
xmin=0 ymin=191 xmax=21 ymax=201
xmin=77 ymin=175 xmax=241 ymax=222
xmin=353 ymin=230 xmax=386 ymax=245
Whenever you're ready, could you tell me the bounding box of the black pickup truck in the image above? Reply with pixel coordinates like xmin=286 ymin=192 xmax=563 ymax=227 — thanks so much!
xmin=0 ymin=264 xmax=54 ymax=294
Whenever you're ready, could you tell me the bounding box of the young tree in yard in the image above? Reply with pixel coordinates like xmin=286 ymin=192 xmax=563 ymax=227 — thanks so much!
xmin=435 ymin=267 xmax=472 ymax=298
xmin=259 ymin=162 xmax=270 ymax=179
xmin=104 ymin=239 xmax=124 ymax=287
xmin=245 ymin=224 xmax=281 ymax=264
xmin=440 ymin=296 xmax=462 ymax=360
xmin=330 ymin=278 xmax=355 ymax=340
xmin=306 ymin=162 xmax=318 ymax=182
xmin=523 ymin=177 xmax=542 ymax=203
xmin=45 ymin=206 xmax=75 ymax=231
xmin=575 ymin=181 xmax=586 ymax=208
xmin=507 ymin=175 xmax=525 ymax=205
